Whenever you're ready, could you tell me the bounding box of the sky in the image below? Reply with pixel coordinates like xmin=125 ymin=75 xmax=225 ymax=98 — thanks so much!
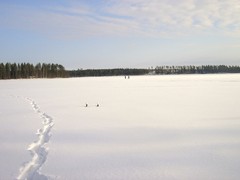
xmin=0 ymin=0 xmax=240 ymax=69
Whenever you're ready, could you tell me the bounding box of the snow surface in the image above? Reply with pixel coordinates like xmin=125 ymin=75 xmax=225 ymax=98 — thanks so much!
xmin=17 ymin=98 xmax=54 ymax=180
xmin=1 ymin=74 xmax=240 ymax=180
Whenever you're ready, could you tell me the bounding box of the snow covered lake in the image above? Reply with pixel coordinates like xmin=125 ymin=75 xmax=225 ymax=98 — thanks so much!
xmin=1 ymin=74 xmax=240 ymax=180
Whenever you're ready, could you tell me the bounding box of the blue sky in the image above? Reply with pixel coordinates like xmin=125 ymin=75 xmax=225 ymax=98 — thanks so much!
xmin=0 ymin=0 xmax=240 ymax=69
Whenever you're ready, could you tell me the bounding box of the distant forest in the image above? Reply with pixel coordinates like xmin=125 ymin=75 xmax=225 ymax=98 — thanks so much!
xmin=69 ymin=68 xmax=149 ymax=77
xmin=69 ymin=65 xmax=240 ymax=77
xmin=154 ymin=65 xmax=240 ymax=74
xmin=0 ymin=63 xmax=68 ymax=79
xmin=1 ymin=63 xmax=240 ymax=79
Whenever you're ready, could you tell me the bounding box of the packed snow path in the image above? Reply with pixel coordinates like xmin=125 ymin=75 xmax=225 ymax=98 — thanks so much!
xmin=17 ymin=98 xmax=54 ymax=180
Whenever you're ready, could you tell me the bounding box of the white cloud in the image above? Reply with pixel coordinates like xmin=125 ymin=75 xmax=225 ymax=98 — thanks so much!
xmin=1 ymin=0 xmax=240 ymax=38
xmin=105 ymin=0 xmax=240 ymax=34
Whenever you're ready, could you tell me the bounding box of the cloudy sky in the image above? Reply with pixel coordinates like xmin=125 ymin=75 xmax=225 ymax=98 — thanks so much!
xmin=1 ymin=0 xmax=240 ymax=69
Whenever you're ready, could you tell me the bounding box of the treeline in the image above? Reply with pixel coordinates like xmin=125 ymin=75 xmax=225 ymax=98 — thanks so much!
xmin=70 ymin=65 xmax=240 ymax=77
xmin=0 ymin=63 xmax=68 ymax=79
xmin=1 ymin=64 xmax=240 ymax=79
xmin=155 ymin=65 xmax=240 ymax=74
xmin=69 ymin=68 xmax=149 ymax=77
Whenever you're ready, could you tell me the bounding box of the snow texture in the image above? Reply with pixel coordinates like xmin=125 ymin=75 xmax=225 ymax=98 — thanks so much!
xmin=17 ymin=98 xmax=54 ymax=180
xmin=0 ymin=74 xmax=240 ymax=180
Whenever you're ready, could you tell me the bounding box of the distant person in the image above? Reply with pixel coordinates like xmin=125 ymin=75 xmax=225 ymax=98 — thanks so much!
xmin=85 ymin=103 xmax=88 ymax=107
xmin=96 ymin=104 xmax=99 ymax=107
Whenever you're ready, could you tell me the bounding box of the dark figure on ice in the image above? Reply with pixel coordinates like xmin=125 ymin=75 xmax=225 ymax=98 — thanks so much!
xmin=85 ymin=103 xmax=88 ymax=107
xmin=96 ymin=104 xmax=99 ymax=107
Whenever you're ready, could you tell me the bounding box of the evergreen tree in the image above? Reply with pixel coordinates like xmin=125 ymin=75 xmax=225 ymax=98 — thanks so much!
xmin=0 ymin=62 xmax=68 ymax=79
xmin=0 ymin=63 xmax=6 ymax=79
xmin=5 ymin=63 xmax=11 ymax=79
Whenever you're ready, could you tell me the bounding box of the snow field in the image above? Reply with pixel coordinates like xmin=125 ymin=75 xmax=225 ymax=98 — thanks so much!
xmin=0 ymin=74 xmax=240 ymax=179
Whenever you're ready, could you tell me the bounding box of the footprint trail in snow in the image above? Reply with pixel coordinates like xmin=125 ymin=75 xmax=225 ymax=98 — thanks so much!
xmin=17 ymin=98 xmax=54 ymax=180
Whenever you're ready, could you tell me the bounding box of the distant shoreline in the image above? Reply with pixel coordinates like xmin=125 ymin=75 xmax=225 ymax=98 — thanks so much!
xmin=68 ymin=65 xmax=240 ymax=77
xmin=1 ymin=63 xmax=240 ymax=79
